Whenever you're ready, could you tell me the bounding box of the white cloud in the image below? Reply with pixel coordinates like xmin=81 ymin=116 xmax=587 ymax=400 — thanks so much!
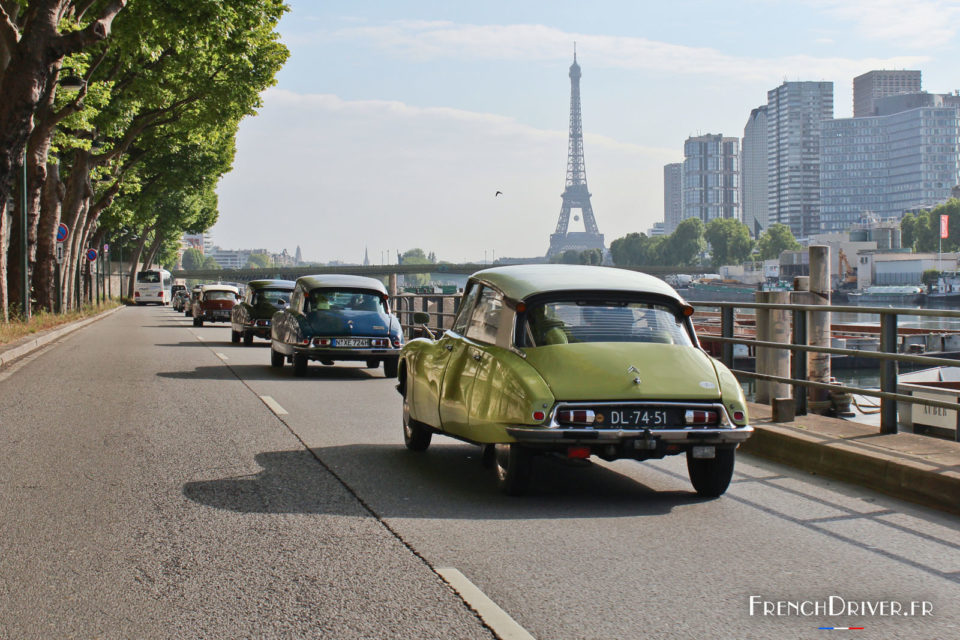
xmin=213 ymin=89 xmax=673 ymax=263
xmin=800 ymin=0 xmax=960 ymax=47
xmin=317 ymin=20 xmax=928 ymax=82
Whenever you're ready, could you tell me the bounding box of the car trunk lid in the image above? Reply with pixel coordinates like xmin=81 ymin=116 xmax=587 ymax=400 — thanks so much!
xmin=304 ymin=310 xmax=392 ymax=336
xmin=521 ymin=342 xmax=722 ymax=401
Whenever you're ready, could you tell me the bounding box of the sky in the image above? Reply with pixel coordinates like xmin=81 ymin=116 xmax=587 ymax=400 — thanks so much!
xmin=211 ymin=0 xmax=960 ymax=265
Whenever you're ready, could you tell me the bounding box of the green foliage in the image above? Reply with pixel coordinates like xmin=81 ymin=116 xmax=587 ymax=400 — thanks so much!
xmin=610 ymin=233 xmax=663 ymax=266
xmin=202 ymin=256 xmax=221 ymax=270
xmin=181 ymin=248 xmax=203 ymax=271
xmin=401 ymin=248 xmax=431 ymax=285
xmin=245 ymin=253 xmax=272 ymax=268
xmin=756 ymin=223 xmax=801 ymax=260
xmin=922 ymin=269 xmax=941 ymax=287
xmin=666 ymin=218 xmax=706 ymax=266
xmin=899 ymin=200 xmax=960 ymax=252
xmin=705 ymin=218 xmax=755 ymax=268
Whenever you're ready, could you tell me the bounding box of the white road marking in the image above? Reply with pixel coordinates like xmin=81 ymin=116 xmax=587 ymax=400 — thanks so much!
xmin=215 ymin=352 xmax=228 ymax=360
xmin=260 ymin=395 xmax=288 ymax=416
xmin=436 ymin=567 xmax=536 ymax=640
xmin=195 ymin=335 xmax=204 ymax=341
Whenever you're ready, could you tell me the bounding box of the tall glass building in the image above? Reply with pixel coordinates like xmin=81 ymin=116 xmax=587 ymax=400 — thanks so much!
xmin=742 ymin=106 xmax=768 ymax=236
xmin=682 ymin=134 xmax=740 ymax=224
xmin=663 ymin=163 xmax=683 ymax=233
xmin=820 ymin=106 xmax=959 ymax=231
xmin=767 ymin=82 xmax=834 ymax=239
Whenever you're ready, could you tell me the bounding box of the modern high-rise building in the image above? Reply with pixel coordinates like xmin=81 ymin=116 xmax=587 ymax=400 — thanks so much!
xmin=663 ymin=162 xmax=683 ymax=233
xmin=820 ymin=106 xmax=960 ymax=231
xmin=767 ymin=81 xmax=833 ymax=238
xmin=681 ymin=134 xmax=740 ymax=224
xmin=741 ymin=106 xmax=768 ymax=236
xmin=853 ymin=70 xmax=922 ymax=117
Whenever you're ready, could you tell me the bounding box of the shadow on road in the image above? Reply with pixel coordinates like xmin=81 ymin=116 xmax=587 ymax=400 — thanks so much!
xmin=157 ymin=364 xmax=383 ymax=381
xmin=183 ymin=445 xmax=705 ymax=519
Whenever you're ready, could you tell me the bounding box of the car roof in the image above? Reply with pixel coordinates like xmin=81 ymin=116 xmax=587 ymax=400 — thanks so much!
xmin=200 ymin=284 xmax=239 ymax=293
xmin=470 ymin=264 xmax=684 ymax=303
xmin=246 ymin=279 xmax=295 ymax=290
xmin=296 ymin=274 xmax=388 ymax=294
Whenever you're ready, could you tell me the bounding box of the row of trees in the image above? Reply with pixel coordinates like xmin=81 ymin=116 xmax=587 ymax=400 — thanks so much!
xmin=900 ymin=199 xmax=960 ymax=253
xmin=0 ymin=0 xmax=288 ymax=320
xmin=610 ymin=218 xmax=801 ymax=268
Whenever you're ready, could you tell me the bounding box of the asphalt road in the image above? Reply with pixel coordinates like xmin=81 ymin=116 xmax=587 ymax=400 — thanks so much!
xmin=1 ymin=306 xmax=958 ymax=639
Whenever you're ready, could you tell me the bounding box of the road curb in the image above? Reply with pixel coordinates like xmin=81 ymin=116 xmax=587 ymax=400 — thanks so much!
xmin=0 ymin=305 xmax=124 ymax=368
xmin=739 ymin=421 xmax=960 ymax=516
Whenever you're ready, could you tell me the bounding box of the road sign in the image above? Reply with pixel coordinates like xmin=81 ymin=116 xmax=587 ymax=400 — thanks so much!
xmin=86 ymin=248 xmax=98 ymax=262
xmin=57 ymin=223 xmax=69 ymax=242
xmin=56 ymin=242 xmax=64 ymax=264
xmin=102 ymin=243 xmax=109 ymax=254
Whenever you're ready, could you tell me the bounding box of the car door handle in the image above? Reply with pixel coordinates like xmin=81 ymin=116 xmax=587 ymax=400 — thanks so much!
xmin=444 ymin=343 xmax=454 ymax=351
xmin=472 ymin=353 xmax=482 ymax=361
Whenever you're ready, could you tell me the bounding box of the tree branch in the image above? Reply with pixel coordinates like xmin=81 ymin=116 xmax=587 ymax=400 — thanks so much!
xmin=0 ymin=1 xmax=20 ymax=53
xmin=52 ymin=0 xmax=126 ymax=58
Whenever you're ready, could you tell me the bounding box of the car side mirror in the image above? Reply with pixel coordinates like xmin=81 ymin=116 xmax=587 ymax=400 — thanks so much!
xmin=413 ymin=312 xmax=430 ymax=324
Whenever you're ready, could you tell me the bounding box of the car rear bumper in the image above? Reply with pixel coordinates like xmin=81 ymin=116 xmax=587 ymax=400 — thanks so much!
xmin=505 ymin=425 xmax=753 ymax=445
xmin=294 ymin=347 xmax=399 ymax=362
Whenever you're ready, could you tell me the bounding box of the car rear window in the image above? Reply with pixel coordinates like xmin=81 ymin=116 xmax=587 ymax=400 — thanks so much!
xmin=521 ymin=300 xmax=692 ymax=347
xmin=253 ymin=289 xmax=291 ymax=305
xmin=205 ymin=291 xmax=237 ymax=301
xmin=306 ymin=289 xmax=385 ymax=313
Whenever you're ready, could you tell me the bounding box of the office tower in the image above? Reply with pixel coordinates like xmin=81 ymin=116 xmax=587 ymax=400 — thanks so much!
xmin=742 ymin=106 xmax=768 ymax=236
xmin=767 ymin=81 xmax=833 ymax=238
xmin=682 ymin=134 xmax=740 ymax=224
xmin=663 ymin=163 xmax=682 ymax=233
xmin=853 ymin=70 xmax=922 ymax=117
xmin=821 ymin=106 xmax=959 ymax=231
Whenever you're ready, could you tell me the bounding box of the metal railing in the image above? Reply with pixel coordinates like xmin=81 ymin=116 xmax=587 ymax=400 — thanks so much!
xmin=692 ymin=299 xmax=960 ymax=439
xmin=392 ymin=293 xmax=461 ymax=338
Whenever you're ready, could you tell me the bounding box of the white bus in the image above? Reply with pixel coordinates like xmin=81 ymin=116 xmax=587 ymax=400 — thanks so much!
xmin=134 ymin=269 xmax=172 ymax=305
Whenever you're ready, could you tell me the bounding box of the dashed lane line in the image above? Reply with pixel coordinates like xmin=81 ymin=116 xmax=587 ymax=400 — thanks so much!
xmin=259 ymin=395 xmax=288 ymax=416
xmin=215 ymin=352 xmax=229 ymax=360
xmin=436 ymin=567 xmax=536 ymax=640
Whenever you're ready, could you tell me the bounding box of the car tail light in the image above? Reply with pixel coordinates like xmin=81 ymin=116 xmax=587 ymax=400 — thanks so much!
xmin=256 ymin=319 xmax=270 ymax=327
xmin=134 ymin=291 xmax=140 ymax=297
xmin=301 ymin=338 xmax=310 ymax=345
xmin=684 ymin=410 xmax=718 ymax=425
xmin=312 ymin=337 xmax=331 ymax=346
xmin=567 ymin=446 xmax=591 ymax=459
xmin=556 ymin=409 xmax=596 ymax=425
xmin=371 ymin=338 xmax=389 ymax=347
xmin=733 ymin=410 xmax=745 ymax=422
xmin=392 ymin=338 xmax=402 ymax=347
xmin=532 ymin=411 xmax=546 ymax=422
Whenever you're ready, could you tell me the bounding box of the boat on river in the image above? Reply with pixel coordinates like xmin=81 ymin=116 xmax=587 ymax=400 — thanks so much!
xmin=847 ymin=285 xmax=925 ymax=307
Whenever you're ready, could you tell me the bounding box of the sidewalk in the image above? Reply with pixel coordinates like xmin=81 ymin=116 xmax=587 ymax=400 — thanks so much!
xmin=0 ymin=306 xmax=124 ymax=368
xmin=742 ymin=401 xmax=960 ymax=516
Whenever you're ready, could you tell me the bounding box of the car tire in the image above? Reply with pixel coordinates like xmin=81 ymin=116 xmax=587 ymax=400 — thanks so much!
xmin=293 ymin=353 xmax=308 ymax=377
xmin=270 ymin=345 xmax=284 ymax=368
xmin=193 ymin=318 xmax=201 ymax=327
xmin=686 ymin=447 xmax=735 ymax=498
xmin=365 ymin=359 xmax=379 ymax=369
xmin=231 ymin=329 xmax=240 ymax=343
xmin=383 ymin=358 xmax=399 ymax=378
xmin=481 ymin=444 xmax=496 ymax=468
xmin=402 ymin=396 xmax=431 ymax=451
xmin=495 ymin=443 xmax=533 ymax=496
xmin=243 ymin=332 xmax=254 ymax=346
xmin=185 ymin=309 xmax=191 ymax=317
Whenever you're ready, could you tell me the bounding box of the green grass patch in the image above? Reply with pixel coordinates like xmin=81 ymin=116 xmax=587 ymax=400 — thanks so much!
xmin=0 ymin=300 xmax=122 ymax=346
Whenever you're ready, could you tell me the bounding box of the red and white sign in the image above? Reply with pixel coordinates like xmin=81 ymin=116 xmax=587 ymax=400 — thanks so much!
xmin=941 ymin=214 xmax=949 ymax=239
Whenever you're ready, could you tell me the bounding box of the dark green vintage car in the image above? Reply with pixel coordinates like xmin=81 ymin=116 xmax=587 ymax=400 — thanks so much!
xmin=398 ymin=264 xmax=753 ymax=496
xmin=231 ymin=279 xmax=295 ymax=345
xmin=270 ymin=274 xmax=404 ymax=377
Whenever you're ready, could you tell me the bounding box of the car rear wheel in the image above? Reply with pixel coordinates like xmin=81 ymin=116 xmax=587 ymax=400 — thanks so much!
xmin=293 ymin=353 xmax=308 ymax=377
xmin=686 ymin=447 xmax=735 ymax=497
xmin=270 ymin=345 xmax=284 ymax=368
xmin=193 ymin=318 xmax=202 ymax=327
xmin=495 ymin=444 xmax=533 ymax=496
xmin=402 ymin=396 xmax=431 ymax=451
xmin=231 ymin=329 xmax=240 ymax=343
xmin=243 ymin=332 xmax=253 ymax=346
xmin=383 ymin=358 xmax=399 ymax=378
xmin=365 ymin=359 xmax=379 ymax=368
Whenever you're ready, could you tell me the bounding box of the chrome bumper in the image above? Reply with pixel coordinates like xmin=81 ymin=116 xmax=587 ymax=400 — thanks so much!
xmin=505 ymin=425 xmax=753 ymax=445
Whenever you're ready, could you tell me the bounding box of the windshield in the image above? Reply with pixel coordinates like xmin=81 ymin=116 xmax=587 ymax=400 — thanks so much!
xmin=520 ymin=300 xmax=692 ymax=347
xmin=253 ymin=289 xmax=291 ymax=306
xmin=306 ymin=289 xmax=386 ymax=313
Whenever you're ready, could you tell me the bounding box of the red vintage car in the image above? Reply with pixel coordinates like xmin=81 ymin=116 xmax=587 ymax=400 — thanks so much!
xmin=192 ymin=284 xmax=240 ymax=327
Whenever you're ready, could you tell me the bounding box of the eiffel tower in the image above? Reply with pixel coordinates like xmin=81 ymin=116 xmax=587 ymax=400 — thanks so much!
xmin=547 ymin=48 xmax=605 ymax=258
